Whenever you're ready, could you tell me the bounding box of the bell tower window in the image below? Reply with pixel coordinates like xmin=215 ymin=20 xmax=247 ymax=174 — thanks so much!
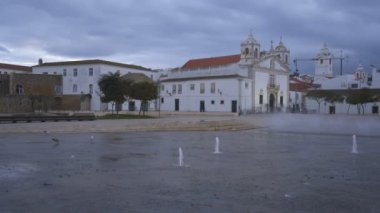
xmin=244 ymin=48 xmax=249 ymax=55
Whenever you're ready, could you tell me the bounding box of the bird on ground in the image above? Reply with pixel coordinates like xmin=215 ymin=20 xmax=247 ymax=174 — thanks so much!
xmin=51 ymin=138 xmax=59 ymax=143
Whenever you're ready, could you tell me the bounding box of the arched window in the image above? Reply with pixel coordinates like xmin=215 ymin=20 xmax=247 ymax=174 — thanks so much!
xmin=16 ymin=84 xmax=24 ymax=95
xmin=329 ymin=58 xmax=332 ymax=64
xmin=244 ymin=48 xmax=249 ymax=55
xmin=254 ymin=48 xmax=258 ymax=58
xmin=285 ymin=55 xmax=288 ymax=64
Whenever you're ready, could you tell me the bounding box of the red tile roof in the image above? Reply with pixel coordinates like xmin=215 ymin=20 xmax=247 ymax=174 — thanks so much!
xmin=289 ymin=77 xmax=315 ymax=92
xmin=160 ymin=74 xmax=248 ymax=82
xmin=181 ymin=54 xmax=240 ymax=70
xmin=0 ymin=63 xmax=32 ymax=72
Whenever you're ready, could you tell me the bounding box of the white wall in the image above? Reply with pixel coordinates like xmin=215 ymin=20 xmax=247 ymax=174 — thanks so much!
xmin=306 ymin=98 xmax=379 ymax=115
xmin=33 ymin=63 xmax=157 ymax=111
xmin=160 ymin=78 xmax=252 ymax=112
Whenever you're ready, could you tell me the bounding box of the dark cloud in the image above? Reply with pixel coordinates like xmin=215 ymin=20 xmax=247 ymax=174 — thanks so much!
xmin=0 ymin=0 xmax=379 ymax=73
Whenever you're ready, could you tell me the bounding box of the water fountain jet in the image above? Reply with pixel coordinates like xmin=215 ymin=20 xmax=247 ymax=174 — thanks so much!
xmin=213 ymin=137 xmax=221 ymax=154
xmin=352 ymin=134 xmax=358 ymax=154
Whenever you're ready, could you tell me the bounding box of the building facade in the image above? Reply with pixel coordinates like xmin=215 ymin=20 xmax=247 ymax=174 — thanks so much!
xmin=32 ymin=59 xmax=158 ymax=111
xmin=0 ymin=62 xmax=32 ymax=74
xmin=159 ymin=34 xmax=290 ymax=113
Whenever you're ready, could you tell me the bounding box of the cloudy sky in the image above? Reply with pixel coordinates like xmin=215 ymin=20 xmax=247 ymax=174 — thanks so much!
xmin=0 ymin=0 xmax=379 ymax=74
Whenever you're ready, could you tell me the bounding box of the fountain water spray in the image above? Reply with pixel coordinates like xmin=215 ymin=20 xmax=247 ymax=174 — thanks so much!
xmin=352 ymin=134 xmax=358 ymax=154
xmin=178 ymin=147 xmax=184 ymax=167
xmin=213 ymin=137 xmax=221 ymax=154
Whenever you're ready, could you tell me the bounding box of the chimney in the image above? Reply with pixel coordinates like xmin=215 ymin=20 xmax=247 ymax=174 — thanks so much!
xmin=38 ymin=58 xmax=43 ymax=65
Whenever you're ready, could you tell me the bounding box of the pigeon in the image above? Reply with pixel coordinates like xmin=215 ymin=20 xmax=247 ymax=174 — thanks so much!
xmin=51 ymin=138 xmax=59 ymax=143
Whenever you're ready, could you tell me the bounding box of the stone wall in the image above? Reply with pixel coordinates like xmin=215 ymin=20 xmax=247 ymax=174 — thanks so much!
xmin=9 ymin=73 xmax=62 ymax=96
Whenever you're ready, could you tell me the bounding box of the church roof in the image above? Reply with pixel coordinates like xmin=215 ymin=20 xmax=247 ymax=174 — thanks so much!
xmin=0 ymin=63 xmax=32 ymax=72
xmin=181 ymin=54 xmax=240 ymax=70
xmin=160 ymin=74 xmax=248 ymax=82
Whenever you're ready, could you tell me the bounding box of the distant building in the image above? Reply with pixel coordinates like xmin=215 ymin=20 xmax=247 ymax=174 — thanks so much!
xmin=159 ymin=33 xmax=290 ymax=113
xmin=0 ymin=62 xmax=32 ymax=74
xmin=289 ymin=77 xmax=315 ymax=113
xmin=304 ymin=45 xmax=380 ymax=115
xmin=32 ymin=59 xmax=158 ymax=111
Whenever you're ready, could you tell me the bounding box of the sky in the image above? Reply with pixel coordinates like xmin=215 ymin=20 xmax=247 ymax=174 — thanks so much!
xmin=0 ymin=0 xmax=379 ymax=75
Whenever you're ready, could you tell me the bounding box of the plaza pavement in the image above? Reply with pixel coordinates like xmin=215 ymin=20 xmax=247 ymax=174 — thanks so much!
xmin=0 ymin=113 xmax=379 ymax=136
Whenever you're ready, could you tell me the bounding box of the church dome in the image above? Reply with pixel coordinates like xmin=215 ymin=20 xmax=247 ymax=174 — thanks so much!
xmin=275 ymin=41 xmax=288 ymax=51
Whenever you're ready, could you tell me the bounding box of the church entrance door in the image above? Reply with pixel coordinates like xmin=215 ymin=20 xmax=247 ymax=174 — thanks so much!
xmin=269 ymin=94 xmax=275 ymax=112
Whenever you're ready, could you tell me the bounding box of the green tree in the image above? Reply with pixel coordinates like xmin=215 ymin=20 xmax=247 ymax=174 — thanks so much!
xmin=324 ymin=92 xmax=344 ymax=106
xmin=98 ymin=72 xmax=130 ymax=114
xmin=345 ymin=88 xmax=378 ymax=114
xmin=129 ymin=81 xmax=158 ymax=116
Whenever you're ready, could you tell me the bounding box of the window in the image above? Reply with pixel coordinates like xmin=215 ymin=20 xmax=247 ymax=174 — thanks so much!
xmin=269 ymin=74 xmax=275 ymax=86
xmin=211 ymin=82 xmax=215 ymax=93
xmin=244 ymin=48 xmax=249 ymax=55
xmin=150 ymin=75 xmax=153 ymax=79
xmin=329 ymin=59 xmax=332 ymax=65
xmin=55 ymin=85 xmax=62 ymax=95
xmin=320 ymin=59 xmax=323 ymax=64
xmin=295 ymin=93 xmax=299 ymax=101
xmin=351 ymin=83 xmax=358 ymax=88
xmin=63 ymin=69 xmax=67 ymax=76
xmin=190 ymin=84 xmax=195 ymax=90
xmin=73 ymin=84 xmax=78 ymax=93
xmin=43 ymin=72 xmax=48 ymax=74
xmin=178 ymin=84 xmax=182 ymax=94
xmin=89 ymin=84 xmax=93 ymax=94
xmin=280 ymin=96 xmax=284 ymax=107
xmin=161 ymin=97 xmax=164 ymax=103
xmin=259 ymin=95 xmax=263 ymax=104
xmin=16 ymin=84 xmax=24 ymax=95
xmin=200 ymin=83 xmax=205 ymax=94
xmin=172 ymin=84 xmax=176 ymax=94
xmin=161 ymin=85 xmax=165 ymax=91
xmin=220 ymin=100 xmax=224 ymax=105
xmin=53 ymin=72 xmax=57 ymax=75
xmin=73 ymin=68 xmax=78 ymax=77
xmin=254 ymin=48 xmax=258 ymax=58
xmin=285 ymin=55 xmax=288 ymax=64
xmin=211 ymin=100 xmax=215 ymax=105
xmin=89 ymin=68 xmax=93 ymax=76
xmin=245 ymin=82 xmax=249 ymax=89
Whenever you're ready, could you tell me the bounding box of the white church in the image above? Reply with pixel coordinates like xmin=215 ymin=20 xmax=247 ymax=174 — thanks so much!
xmin=159 ymin=33 xmax=290 ymax=114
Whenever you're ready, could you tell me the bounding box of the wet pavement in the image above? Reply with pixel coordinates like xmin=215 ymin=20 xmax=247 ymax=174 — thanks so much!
xmin=1 ymin=129 xmax=380 ymax=212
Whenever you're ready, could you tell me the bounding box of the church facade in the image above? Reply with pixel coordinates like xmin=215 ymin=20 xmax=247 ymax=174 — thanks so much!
xmin=159 ymin=33 xmax=290 ymax=114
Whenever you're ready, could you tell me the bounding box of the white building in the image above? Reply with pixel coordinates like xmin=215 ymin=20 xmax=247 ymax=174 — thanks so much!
xmin=32 ymin=59 xmax=158 ymax=111
xmin=305 ymin=45 xmax=380 ymax=115
xmin=159 ymin=33 xmax=290 ymax=113
xmin=0 ymin=62 xmax=32 ymax=74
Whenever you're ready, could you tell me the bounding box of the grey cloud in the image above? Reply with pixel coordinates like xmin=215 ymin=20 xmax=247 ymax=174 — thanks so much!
xmin=0 ymin=45 xmax=10 ymax=53
xmin=0 ymin=0 xmax=379 ymax=73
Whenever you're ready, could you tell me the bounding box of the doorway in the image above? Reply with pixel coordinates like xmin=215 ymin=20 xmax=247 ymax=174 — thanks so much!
xmin=175 ymin=99 xmax=179 ymax=111
xmin=269 ymin=94 xmax=275 ymax=112
xmin=200 ymin=100 xmax=205 ymax=112
xmin=231 ymin=100 xmax=237 ymax=113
